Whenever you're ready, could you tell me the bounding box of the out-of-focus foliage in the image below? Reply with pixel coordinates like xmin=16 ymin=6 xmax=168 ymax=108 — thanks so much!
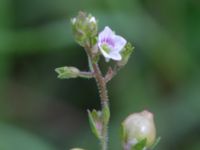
xmin=0 ymin=0 xmax=199 ymax=150
xmin=0 ymin=123 xmax=55 ymax=150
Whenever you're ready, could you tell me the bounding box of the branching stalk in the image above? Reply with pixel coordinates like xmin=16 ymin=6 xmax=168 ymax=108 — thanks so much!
xmin=86 ymin=45 xmax=110 ymax=150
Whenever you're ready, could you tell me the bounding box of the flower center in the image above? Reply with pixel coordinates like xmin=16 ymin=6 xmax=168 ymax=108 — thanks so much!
xmin=101 ymin=44 xmax=111 ymax=54
xmin=101 ymin=38 xmax=115 ymax=47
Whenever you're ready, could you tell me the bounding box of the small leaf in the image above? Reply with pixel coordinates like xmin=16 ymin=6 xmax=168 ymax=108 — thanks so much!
xmin=132 ymin=138 xmax=147 ymax=150
xmin=55 ymin=66 xmax=80 ymax=79
xmin=87 ymin=110 xmax=101 ymax=139
xmin=150 ymin=137 xmax=161 ymax=150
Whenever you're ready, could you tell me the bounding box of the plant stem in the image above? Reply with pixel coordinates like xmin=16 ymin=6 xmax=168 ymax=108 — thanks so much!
xmin=92 ymin=63 xmax=109 ymax=150
xmin=79 ymin=71 xmax=94 ymax=78
xmin=85 ymin=45 xmax=110 ymax=150
xmin=92 ymin=63 xmax=108 ymax=102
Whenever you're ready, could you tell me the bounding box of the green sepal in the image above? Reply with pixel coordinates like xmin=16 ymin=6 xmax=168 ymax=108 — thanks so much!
xmin=132 ymin=138 xmax=147 ymax=150
xmin=87 ymin=109 xmax=102 ymax=139
xmin=102 ymin=104 xmax=110 ymax=124
xmin=121 ymin=123 xmax=128 ymax=143
xmin=118 ymin=42 xmax=134 ymax=67
xmin=150 ymin=137 xmax=161 ymax=150
xmin=55 ymin=66 xmax=80 ymax=79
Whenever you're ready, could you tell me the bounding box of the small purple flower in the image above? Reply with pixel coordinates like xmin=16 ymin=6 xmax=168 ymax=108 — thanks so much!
xmin=98 ymin=26 xmax=127 ymax=61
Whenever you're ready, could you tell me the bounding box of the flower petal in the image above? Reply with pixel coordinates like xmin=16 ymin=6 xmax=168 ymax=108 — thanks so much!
xmin=109 ymin=52 xmax=122 ymax=61
xmin=98 ymin=26 xmax=115 ymax=41
xmin=114 ymin=35 xmax=127 ymax=52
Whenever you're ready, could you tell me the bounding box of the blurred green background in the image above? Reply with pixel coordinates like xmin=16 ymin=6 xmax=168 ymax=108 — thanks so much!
xmin=0 ymin=0 xmax=200 ymax=150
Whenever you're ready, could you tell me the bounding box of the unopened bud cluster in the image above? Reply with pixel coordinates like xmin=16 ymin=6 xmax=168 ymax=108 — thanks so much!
xmin=71 ymin=12 xmax=97 ymax=47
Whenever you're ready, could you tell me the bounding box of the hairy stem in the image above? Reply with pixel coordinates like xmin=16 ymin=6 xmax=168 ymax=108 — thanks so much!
xmin=92 ymin=63 xmax=108 ymax=102
xmin=92 ymin=63 xmax=109 ymax=150
xmin=85 ymin=42 xmax=110 ymax=150
xmin=85 ymin=45 xmax=110 ymax=150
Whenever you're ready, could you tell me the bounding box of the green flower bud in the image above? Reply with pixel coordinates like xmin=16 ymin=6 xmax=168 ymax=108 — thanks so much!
xmin=122 ymin=110 xmax=156 ymax=149
xmin=88 ymin=105 xmax=110 ymax=140
xmin=117 ymin=43 xmax=134 ymax=67
xmin=55 ymin=66 xmax=80 ymax=79
xmin=71 ymin=11 xmax=98 ymax=47
xmin=88 ymin=109 xmax=102 ymax=139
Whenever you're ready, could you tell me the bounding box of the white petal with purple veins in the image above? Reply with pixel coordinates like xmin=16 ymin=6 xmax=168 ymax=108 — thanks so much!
xmin=99 ymin=26 xmax=115 ymax=40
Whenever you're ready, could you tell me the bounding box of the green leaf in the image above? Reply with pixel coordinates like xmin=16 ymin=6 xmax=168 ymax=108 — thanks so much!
xmin=55 ymin=66 xmax=80 ymax=79
xmin=150 ymin=137 xmax=161 ymax=150
xmin=87 ymin=110 xmax=101 ymax=139
xmin=132 ymin=138 xmax=147 ymax=150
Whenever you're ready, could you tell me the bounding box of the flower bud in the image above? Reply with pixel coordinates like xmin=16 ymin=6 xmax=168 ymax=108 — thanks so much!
xmin=87 ymin=109 xmax=102 ymax=139
xmin=71 ymin=11 xmax=98 ymax=47
xmin=122 ymin=110 xmax=156 ymax=149
xmin=55 ymin=66 xmax=80 ymax=79
xmin=70 ymin=148 xmax=85 ymax=150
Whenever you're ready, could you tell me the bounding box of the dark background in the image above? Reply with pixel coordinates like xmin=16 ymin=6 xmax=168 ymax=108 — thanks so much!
xmin=0 ymin=0 xmax=200 ymax=150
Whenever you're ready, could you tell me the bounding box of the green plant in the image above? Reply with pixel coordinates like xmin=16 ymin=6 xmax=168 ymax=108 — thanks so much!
xmin=55 ymin=12 xmax=158 ymax=150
